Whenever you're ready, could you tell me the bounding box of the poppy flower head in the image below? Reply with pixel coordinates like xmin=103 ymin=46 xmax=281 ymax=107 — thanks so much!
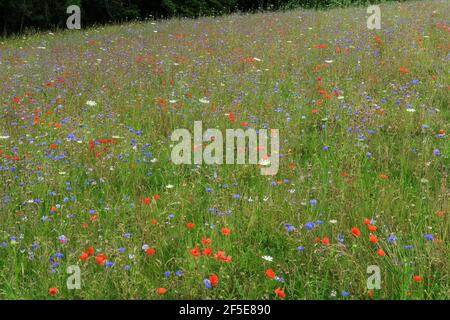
xmin=48 ymin=287 xmax=59 ymax=296
xmin=321 ymin=237 xmax=330 ymax=246
xmin=221 ymin=228 xmax=231 ymax=236
xmin=209 ymin=274 xmax=219 ymax=287
xmin=186 ymin=222 xmax=195 ymax=230
xmin=214 ymin=250 xmax=232 ymax=262
xmin=80 ymin=252 xmax=89 ymax=262
xmin=95 ymin=254 xmax=107 ymax=266
xmin=351 ymin=227 xmax=361 ymax=237
xmin=157 ymin=287 xmax=167 ymax=295
xmin=274 ymin=288 xmax=286 ymax=299
xmin=202 ymin=247 xmax=212 ymax=256
xmin=201 ymin=237 xmax=211 ymax=246
xmin=146 ymin=248 xmax=156 ymax=256
xmin=190 ymin=247 xmax=201 ymax=257
xmin=265 ymin=268 xmax=276 ymax=279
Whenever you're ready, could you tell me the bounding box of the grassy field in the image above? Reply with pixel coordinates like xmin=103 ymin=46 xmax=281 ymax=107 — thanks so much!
xmin=0 ymin=0 xmax=448 ymax=300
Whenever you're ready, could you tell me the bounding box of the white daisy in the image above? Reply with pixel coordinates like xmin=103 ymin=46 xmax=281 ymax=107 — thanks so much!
xmin=262 ymin=255 xmax=273 ymax=262
xmin=86 ymin=100 xmax=97 ymax=107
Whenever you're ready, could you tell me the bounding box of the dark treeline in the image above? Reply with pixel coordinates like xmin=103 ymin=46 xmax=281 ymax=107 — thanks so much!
xmin=1 ymin=0 xmax=401 ymax=36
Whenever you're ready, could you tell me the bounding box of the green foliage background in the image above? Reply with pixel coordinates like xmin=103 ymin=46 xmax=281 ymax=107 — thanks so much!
xmin=1 ymin=0 xmax=407 ymax=36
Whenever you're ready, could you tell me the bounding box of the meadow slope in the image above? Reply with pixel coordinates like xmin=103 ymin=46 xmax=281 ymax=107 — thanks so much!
xmin=0 ymin=0 xmax=449 ymax=299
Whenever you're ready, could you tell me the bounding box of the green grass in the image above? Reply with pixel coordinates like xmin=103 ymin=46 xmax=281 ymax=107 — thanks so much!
xmin=0 ymin=0 xmax=448 ymax=300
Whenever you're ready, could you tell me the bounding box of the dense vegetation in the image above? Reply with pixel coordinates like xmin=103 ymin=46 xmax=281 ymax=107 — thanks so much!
xmin=0 ymin=0 xmax=448 ymax=299
xmin=1 ymin=0 xmax=406 ymax=36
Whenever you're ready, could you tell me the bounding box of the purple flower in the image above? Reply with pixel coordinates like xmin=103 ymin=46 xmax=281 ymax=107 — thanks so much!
xmin=176 ymin=270 xmax=184 ymax=277
xmin=203 ymin=278 xmax=212 ymax=289
xmin=304 ymin=222 xmax=315 ymax=230
xmin=425 ymin=234 xmax=433 ymax=241
xmin=284 ymin=223 xmax=296 ymax=233
xmin=387 ymin=234 xmax=397 ymax=244
xmin=433 ymin=149 xmax=440 ymax=156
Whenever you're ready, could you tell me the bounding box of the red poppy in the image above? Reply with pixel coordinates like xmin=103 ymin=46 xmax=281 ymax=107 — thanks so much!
xmin=151 ymin=218 xmax=157 ymax=225
xmin=369 ymin=235 xmax=378 ymax=244
xmin=413 ymin=275 xmax=422 ymax=282
xmin=146 ymin=248 xmax=156 ymax=256
xmin=221 ymin=228 xmax=231 ymax=236
xmin=157 ymin=287 xmax=167 ymax=295
xmin=377 ymin=248 xmax=386 ymax=257
xmin=153 ymin=194 xmax=161 ymax=201
xmin=265 ymin=269 xmax=276 ymax=279
xmin=363 ymin=218 xmax=371 ymax=225
xmin=190 ymin=247 xmax=201 ymax=257
xmin=201 ymin=237 xmax=211 ymax=246
xmin=214 ymin=251 xmax=232 ymax=262
xmin=274 ymin=288 xmax=286 ymax=299
xmin=321 ymin=237 xmax=330 ymax=246
xmin=86 ymin=247 xmax=95 ymax=256
xmin=379 ymin=173 xmax=389 ymax=180
xmin=50 ymin=143 xmax=58 ymax=150
xmin=368 ymin=225 xmax=377 ymax=232
xmin=351 ymin=227 xmax=361 ymax=237
xmin=80 ymin=252 xmax=89 ymax=262
xmin=202 ymin=247 xmax=212 ymax=257
xmin=399 ymin=66 xmax=410 ymax=74
xmin=95 ymin=254 xmax=107 ymax=266
xmin=142 ymin=197 xmax=151 ymax=205
xmin=209 ymin=274 xmax=219 ymax=287
xmin=48 ymin=287 xmax=59 ymax=296
xmin=186 ymin=222 xmax=195 ymax=230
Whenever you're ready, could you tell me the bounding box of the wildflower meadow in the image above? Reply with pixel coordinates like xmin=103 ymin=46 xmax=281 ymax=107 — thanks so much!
xmin=0 ymin=0 xmax=448 ymax=300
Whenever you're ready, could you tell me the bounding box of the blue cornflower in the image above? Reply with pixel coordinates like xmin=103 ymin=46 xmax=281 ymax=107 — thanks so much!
xmin=164 ymin=271 xmax=171 ymax=278
xmin=55 ymin=252 xmax=64 ymax=259
xmin=304 ymin=222 xmax=315 ymax=230
xmin=309 ymin=199 xmax=318 ymax=207
xmin=425 ymin=234 xmax=433 ymax=241
xmin=203 ymin=279 xmax=212 ymax=289
xmin=388 ymin=234 xmax=397 ymax=244
xmin=175 ymin=270 xmax=184 ymax=277
xmin=297 ymin=246 xmax=305 ymax=252
xmin=284 ymin=223 xmax=296 ymax=233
